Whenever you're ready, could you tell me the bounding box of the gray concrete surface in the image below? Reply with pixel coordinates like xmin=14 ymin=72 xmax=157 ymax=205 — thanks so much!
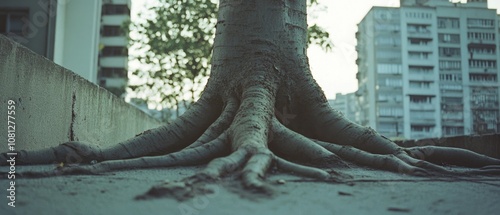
xmin=1 ymin=165 xmax=499 ymax=215
xmin=0 ymin=35 xmax=162 ymax=152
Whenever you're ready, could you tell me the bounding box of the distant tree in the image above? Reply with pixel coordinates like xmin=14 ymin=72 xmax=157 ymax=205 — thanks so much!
xmin=128 ymin=0 xmax=331 ymax=117
xmin=128 ymin=0 xmax=217 ymax=116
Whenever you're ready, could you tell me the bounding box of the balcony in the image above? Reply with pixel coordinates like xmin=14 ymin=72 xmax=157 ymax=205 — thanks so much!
xmin=470 ymin=52 xmax=497 ymax=60
xmin=100 ymin=77 xmax=127 ymax=88
xmin=468 ymin=38 xmax=495 ymax=45
xmin=407 ymin=44 xmax=433 ymax=52
xmin=100 ymin=56 xmax=128 ymax=68
xmin=471 ymin=102 xmax=499 ymax=110
xmin=409 ymin=103 xmax=436 ymax=110
xmin=100 ymin=37 xmax=128 ymax=46
xmin=408 ymin=73 xmax=434 ymax=81
xmin=407 ymin=57 xmax=434 ymax=66
xmin=407 ymin=87 xmax=437 ymax=96
xmin=410 ymin=116 xmax=436 ymax=124
xmin=468 ymin=67 xmax=497 ymax=74
xmin=101 ymin=15 xmax=129 ymax=26
xmin=410 ymin=131 xmax=435 ymax=139
xmin=469 ymin=80 xmax=499 ymax=87
xmin=407 ymin=31 xmax=432 ymax=38
xmin=442 ymin=113 xmax=464 ymax=121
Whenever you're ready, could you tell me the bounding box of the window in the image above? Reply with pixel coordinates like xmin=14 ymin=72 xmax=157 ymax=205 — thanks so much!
xmin=376 ymin=36 xmax=401 ymax=46
xmin=378 ymin=77 xmax=402 ymax=87
xmin=102 ymin=25 xmax=123 ymax=36
xmin=407 ymin=24 xmax=430 ymax=34
xmin=443 ymin=126 xmax=464 ymax=136
xmin=405 ymin=12 xmax=432 ymax=19
xmin=440 ymin=84 xmax=462 ymax=90
xmin=375 ymin=23 xmax=400 ymax=31
xmin=439 ymin=61 xmax=461 ymax=70
xmin=101 ymin=46 xmax=128 ymax=56
xmin=467 ymin=32 xmax=495 ymax=41
xmin=469 ymin=74 xmax=497 ymax=82
xmin=470 ymin=87 xmax=498 ymax=108
xmin=411 ymin=125 xmax=434 ymax=132
xmin=439 ymin=47 xmax=460 ymax=57
xmin=469 ymin=46 xmax=495 ymax=55
xmin=102 ymin=4 xmax=130 ymax=15
xmin=409 ymin=51 xmax=431 ymax=59
xmin=467 ymin=18 xmax=494 ymax=28
xmin=374 ymin=9 xmax=400 ymax=21
xmin=438 ymin=17 xmax=460 ymax=29
xmin=379 ymin=107 xmax=403 ymax=117
xmin=410 ymin=95 xmax=434 ymax=104
xmin=100 ymin=67 xmax=127 ymax=78
xmin=440 ymin=73 xmax=462 ymax=82
xmin=438 ymin=33 xmax=460 ymax=43
xmin=411 ymin=110 xmax=435 ymax=119
xmin=468 ymin=60 xmax=496 ymax=68
xmin=442 ymin=97 xmax=463 ymax=104
xmin=409 ymin=81 xmax=432 ymax=89
xmin=378 ymin=93 xmax=403 ymax=102
xmin=409 ymin=65 xmax=433 ymax=74
xmin=377 ymin=64 xmax=402 ymax=74
xmin=0 ymin=10 xmax=29 ymax=35
xmin=408 ymin=38 xmax=431 ymax=45
xmin=376 ymin=50 xmax=401 ymax=60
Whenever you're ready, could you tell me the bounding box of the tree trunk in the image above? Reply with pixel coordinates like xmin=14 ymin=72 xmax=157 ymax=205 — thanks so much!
xmin=2 ymin=0 xmax=500 ymax=200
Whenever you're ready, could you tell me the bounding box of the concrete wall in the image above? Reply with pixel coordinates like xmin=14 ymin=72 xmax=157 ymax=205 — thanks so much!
xmin=0 ymin=35 xmax=162 ymax=152
xmin=396 ymin=133 xmax=500 ymax=158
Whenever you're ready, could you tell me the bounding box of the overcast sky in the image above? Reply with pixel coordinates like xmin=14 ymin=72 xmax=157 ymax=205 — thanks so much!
xmin=131 ymin=0 xmax=500 ymax=100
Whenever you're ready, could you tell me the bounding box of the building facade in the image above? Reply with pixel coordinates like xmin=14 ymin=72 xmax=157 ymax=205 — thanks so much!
xmin=356 ymin=0 xmax=500 ymax=139
xmin=328 ymin=93 xmax=361 ymax=124
xmin=98 ymin=0 xmax=131 ymax=97
xmin=0 ymin=0 xmax=130 ymax=97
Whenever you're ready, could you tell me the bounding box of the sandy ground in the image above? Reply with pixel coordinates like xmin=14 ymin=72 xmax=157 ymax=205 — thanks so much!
xmin=1 ymin=165 xmax=499 ymax=215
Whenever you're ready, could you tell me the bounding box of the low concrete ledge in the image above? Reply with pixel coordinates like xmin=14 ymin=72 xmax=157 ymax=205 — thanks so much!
xmin=396 ymin=133 xmax=500 ymax=159
xmin=0 ymin=35 xmax=162 ymax=152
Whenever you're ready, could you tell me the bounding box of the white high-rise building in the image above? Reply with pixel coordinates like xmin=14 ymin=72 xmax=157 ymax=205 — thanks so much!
xmin=356 ymin=0 xmax=500 ymax=140
xmin=98 ymin=0 xmax=131 ymax=97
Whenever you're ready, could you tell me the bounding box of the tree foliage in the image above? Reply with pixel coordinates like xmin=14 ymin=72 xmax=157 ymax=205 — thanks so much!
xmin=129 ymin=0 xmax=332 ymax=118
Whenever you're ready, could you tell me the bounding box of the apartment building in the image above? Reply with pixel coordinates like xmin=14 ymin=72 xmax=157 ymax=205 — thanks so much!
xmin=356 ymin=0 xmax=500 ymax=139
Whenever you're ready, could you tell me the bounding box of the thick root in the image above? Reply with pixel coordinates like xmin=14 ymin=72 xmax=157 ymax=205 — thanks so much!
xmin=186 ymin=98 xmax=238 ymax=149
xmin=275 ymin=156 xmax=330 ymax=180
xmin=1 ymin=141 xmax=103 ymax=166
xmin=241 ymin=148 xmax=274 ymax=190
xmin=270 ymin=118 xmax=347 ymax=167
xmin=405 ymin=146 xmax=500 ymax=168
xmin=199 ymin=143 xmax=249 ymax=178
xmin=17 ymin=133 xmax=229 ymax=177
xmin=315 ymin=140 xmax=428 ymax=176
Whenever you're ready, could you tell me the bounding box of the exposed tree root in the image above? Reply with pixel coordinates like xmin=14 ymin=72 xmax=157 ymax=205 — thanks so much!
xmin=3 ymin=73 xmax=500 ymax=200
xmin=5 ymin=86 xmax=500 ymax=200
